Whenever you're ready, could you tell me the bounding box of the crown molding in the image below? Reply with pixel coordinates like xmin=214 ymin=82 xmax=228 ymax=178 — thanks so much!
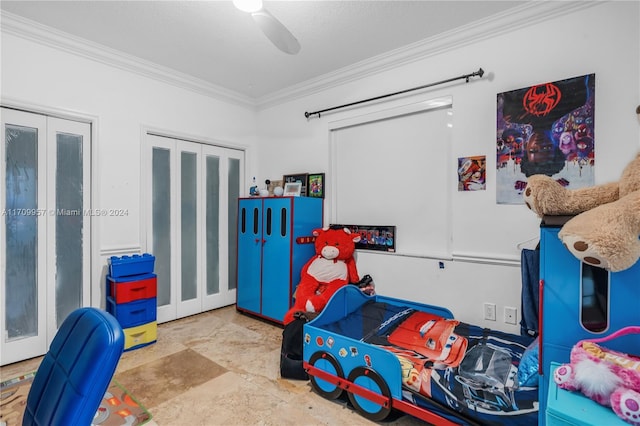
xmin=255 ymin=1 xmax=599 ymax=110
xmin=1 ymin=2 xmax=598 ymax=111
xmin=0 ymin=11 xmax=256 ymax=109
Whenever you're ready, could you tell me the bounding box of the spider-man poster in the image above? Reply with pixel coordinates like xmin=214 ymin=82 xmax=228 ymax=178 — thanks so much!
xmin=496 ymin=74 xmax=595 ymax=204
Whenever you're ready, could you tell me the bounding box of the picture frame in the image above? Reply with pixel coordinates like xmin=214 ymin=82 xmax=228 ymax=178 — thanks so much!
xmin=331 ymin=224 xmax=396 ymax=252
xmin=267 ymin=179 xmax=283 ymax=196
xmin=282 ymin=173 xmax=308 ymax=196
xmin=307 ymin=173 xmax=325 ymax=198
xmin=283 ymin=182 xmax=302 ymax=197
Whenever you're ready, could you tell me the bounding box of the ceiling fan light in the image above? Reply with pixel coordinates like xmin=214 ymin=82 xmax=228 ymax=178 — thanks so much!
xmin=233 ymin=0 xmax=263 ymax=13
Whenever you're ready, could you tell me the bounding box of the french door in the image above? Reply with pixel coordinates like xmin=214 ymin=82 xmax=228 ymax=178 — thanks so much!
xmin=1 ymin=108 xmax=91 ymax=365
xmin=147 ymin=134 xmax=242 ymax=323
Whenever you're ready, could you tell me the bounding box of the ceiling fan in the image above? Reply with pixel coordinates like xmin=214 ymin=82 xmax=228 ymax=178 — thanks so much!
xmin=233 ymin=0 xmax=301 ymax=55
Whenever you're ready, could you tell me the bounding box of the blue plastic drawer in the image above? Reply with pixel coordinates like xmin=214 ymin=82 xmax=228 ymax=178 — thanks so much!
xmin=109 ymin=253 xmax=155 ymax=278
xmin=107 ymin=296 xmax=157 ymax=328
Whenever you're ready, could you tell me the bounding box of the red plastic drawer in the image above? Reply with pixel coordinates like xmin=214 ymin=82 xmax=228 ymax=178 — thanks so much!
xmin=107 ymin=273 xmax=157 ymax=304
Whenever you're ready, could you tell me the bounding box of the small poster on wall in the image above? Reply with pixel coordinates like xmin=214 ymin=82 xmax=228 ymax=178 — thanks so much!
xmin=496 ymin=74 xmax=595 ymax=204
xmin=458 ymin=156 xmax=486 ymax=191
xmin=332 ymin=224 xmax=395 ymax=252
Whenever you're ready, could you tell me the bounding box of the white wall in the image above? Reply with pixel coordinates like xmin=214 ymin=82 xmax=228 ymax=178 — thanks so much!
xmin=2 ymin=2 xmax=639 ymax=333
xmin=256 ymin=1 xmax=640 ymax=333
xmin=1 ymin=30 xmax=258 ymax=307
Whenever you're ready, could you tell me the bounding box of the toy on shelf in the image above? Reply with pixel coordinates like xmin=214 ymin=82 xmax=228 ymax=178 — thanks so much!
xmin=553 ymin=326 xmax=640 ymax=425
xmin=523 ymin=153 xmax=640 ymax=271
xmin=547 ymin=362 xmax=630 ymax=425
xmin=249 ymin=176 xmax=259 ymax=196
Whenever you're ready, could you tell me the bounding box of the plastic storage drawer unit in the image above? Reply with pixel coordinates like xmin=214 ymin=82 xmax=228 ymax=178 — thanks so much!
xmin=107 ymin=273 xmax=157 ymax=304
xmin=109 ymin=253 xmax=155 ymax=278
xmin=107 ymin=296 xmax=157 ymax=328
xmin=546 ymin=363 xmax=628 ymax=425
xmin=123 ymin=321 xmax=157 ymax=352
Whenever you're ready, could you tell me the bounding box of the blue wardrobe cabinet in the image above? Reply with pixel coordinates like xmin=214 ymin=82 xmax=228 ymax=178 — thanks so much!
xmin=538 ymin=218 xmax=640 ymax=425
xmin=236 ymin=196 xmax=323 ymax=324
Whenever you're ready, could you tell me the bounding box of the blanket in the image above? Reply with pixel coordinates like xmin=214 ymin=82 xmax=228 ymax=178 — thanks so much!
xmin=323 ymin=301 xmax=538 ymax=425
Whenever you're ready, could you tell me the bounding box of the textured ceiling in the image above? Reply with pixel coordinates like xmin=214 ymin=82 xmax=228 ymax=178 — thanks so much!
xmin=1 ymin=1 xmax=528 ymax=101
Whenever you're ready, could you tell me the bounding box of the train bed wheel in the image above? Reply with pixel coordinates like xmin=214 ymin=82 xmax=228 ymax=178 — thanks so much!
xmin=347 ymin=367 xmax=392 ymax=422
xmin=308 ymin=351 xmax=344 ymax=400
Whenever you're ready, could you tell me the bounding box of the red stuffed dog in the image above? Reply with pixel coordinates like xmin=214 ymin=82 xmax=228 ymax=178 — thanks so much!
xmin=283 ymin=227 xmax=360 ymax=325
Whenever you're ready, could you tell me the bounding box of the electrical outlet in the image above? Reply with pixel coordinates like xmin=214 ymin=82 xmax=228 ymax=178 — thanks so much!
xmin=504 ymin=306 xmax=518 ymax=324
xmin=483 ymin=303 xmax=496 ymax=321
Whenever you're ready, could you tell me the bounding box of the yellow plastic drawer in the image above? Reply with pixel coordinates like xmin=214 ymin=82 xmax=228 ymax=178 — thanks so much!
xmin=123 ymin=321 xmax=157 ymax=351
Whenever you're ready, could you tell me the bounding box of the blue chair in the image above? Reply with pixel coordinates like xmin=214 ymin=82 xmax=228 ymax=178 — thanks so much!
xmin=23 ymin=307 xmax=124 ymax=426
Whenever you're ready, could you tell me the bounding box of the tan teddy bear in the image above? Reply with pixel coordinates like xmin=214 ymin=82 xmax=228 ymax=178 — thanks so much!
xmin=523 ymin=153 xmax=640 ymax=272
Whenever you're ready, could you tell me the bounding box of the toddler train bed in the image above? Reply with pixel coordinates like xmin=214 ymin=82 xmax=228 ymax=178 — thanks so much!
xmin=302 ymin=285 xmax=538 ymax=425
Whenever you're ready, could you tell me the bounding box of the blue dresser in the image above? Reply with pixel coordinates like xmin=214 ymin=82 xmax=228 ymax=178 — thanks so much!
xmin=236 ymin=197 xmax=323 ymax=324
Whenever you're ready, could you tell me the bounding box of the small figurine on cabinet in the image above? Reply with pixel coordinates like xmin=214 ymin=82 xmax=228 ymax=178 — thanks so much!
xmin=249 ymin=177 xmax=259 ymax=196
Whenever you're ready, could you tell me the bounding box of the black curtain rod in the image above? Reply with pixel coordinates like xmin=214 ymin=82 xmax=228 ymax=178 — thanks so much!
xmin=304 ymin=67 xmax=485 ymax=119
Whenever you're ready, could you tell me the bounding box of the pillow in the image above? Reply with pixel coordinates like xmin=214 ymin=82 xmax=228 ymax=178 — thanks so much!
xmin=518 ymin=336 xmax=540 ymax=388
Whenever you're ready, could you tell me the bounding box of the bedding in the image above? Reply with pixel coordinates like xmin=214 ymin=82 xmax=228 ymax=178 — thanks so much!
xmin=318 ymin=300 xmax=539 ymax=425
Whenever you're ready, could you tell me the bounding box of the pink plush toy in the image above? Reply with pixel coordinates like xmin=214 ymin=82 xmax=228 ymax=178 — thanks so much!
xmin=553 ymin=327 xmax=640 ymax=425
xmin=283 ymin=227 xmax=360 ymax=325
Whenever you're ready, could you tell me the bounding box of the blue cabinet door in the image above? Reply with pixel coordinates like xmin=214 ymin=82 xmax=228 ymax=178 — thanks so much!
xmin=236 ymin=198 xmax=263 ymax=314
xmin=288 ymin=197 xmax=323 ymax=302
xmin=261 ymin=198 xmax=293 ymax=321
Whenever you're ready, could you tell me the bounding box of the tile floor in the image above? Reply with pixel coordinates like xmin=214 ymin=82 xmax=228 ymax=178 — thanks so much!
xmin=1 ymin=306 xmax=427 ymax=426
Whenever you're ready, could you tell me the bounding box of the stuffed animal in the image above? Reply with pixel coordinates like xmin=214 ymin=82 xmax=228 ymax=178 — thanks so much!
xmin=553 ymin=333 xmax=640 ymax=425
xmin=283 ymin=227 xmax=360 ymax=325
xmin=523 ymin=153 xmax=640 ymax=272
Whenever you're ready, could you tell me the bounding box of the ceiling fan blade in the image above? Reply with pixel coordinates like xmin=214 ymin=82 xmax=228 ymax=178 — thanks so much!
xmin=251 ymin=9 xmax=301 ymax=55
